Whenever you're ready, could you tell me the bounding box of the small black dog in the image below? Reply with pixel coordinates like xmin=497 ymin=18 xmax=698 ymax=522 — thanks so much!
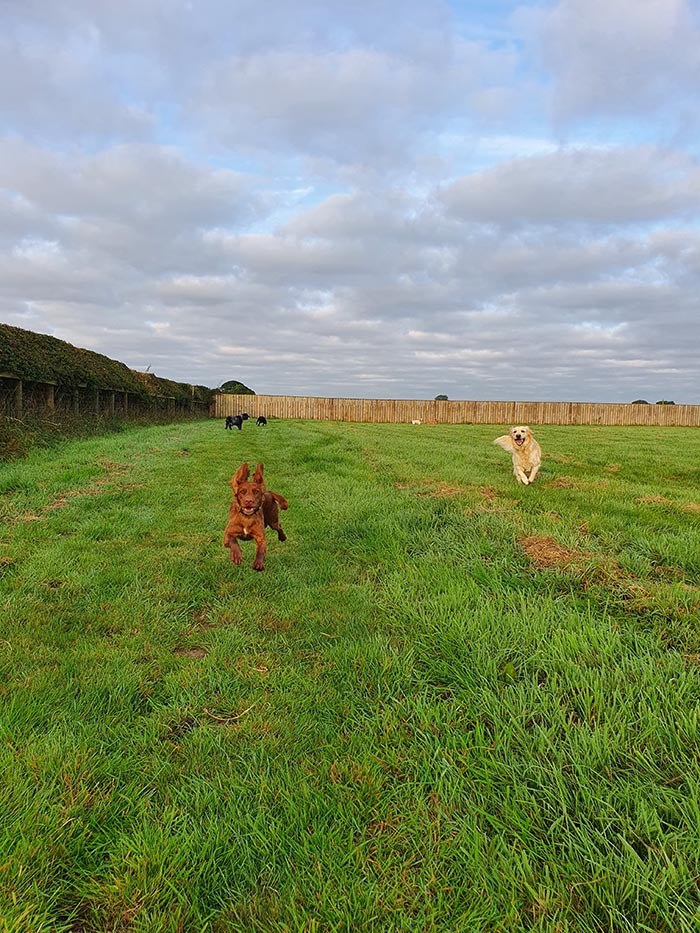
xmin=256 ymin=416 xmax=267 ymax=426
xmin=225 ymin=415 xmax=243 ymax=431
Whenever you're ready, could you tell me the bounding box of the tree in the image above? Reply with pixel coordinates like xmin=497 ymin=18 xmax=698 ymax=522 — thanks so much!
xmin=434 ymin=394 xmax=448 ymax=401
xmin=630 ymin=399 xmax=649 ymax=404
xmin=656 ymin=399 xmax=675 ymax=405
xmin=220 ymin=379 xmax=255 ymax=395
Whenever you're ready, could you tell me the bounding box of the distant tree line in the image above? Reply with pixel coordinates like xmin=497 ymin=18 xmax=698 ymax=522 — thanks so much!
xmin=631 ymin=399 xmax=676 ymax=405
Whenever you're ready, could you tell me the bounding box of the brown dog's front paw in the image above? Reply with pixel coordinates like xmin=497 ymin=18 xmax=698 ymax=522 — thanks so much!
xmin=230 ymin=549 xmax=243 ymax=565
xmin=252 ymin=560 xmax=265 ymax=571
xmin=278 ymin=531 xmax=286 ymax=542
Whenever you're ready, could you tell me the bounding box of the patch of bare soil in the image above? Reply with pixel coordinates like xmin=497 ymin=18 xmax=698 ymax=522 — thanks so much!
xmin=96 ymin=459 xmax=131 ymax=473
xmin=519 ymin=535 xmax=591 ymax=569
xmin=258 ymin=614 xmax=293 ymax=633
xmin=173 ymin=645 xmax=208 ymax=659
xmin=550 ymin=477 xmax=577 ymax=488
xmin=479 ymin=486 xmax=499 ymax=500
xmin=430 ymin=482 xmax=471 ymax=498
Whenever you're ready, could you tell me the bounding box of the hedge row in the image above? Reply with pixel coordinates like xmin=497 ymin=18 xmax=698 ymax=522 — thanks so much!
xmin=0 ymin=324 xmax=213 ymax=403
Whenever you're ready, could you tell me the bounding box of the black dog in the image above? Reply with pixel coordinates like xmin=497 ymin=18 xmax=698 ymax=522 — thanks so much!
xmin=225 ymin=415 xmax=243 ymax=431
xmin=256 ymin=416 xmax=267 ymax=426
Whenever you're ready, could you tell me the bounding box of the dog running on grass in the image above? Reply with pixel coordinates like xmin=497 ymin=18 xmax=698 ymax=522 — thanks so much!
xmin=225 ymin=413 xmax=250 ymax=431
xmin=223 ymin=462 xmax=288 ymax=571
xmin=256 ymin=416 xmax=268 ymax=426
xmin=493 ymin=425 xmax=542 ymax=485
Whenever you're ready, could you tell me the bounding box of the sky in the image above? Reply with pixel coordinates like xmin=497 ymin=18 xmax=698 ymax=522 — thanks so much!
xmin=1 ymin=0 xmax=699 ymax=403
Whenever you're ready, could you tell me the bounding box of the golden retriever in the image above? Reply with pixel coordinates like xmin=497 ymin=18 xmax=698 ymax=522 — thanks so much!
xmin=493 ymin=425 xmax=542 ymax=485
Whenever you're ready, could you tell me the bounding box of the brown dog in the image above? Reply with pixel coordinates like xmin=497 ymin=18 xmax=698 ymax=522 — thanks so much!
xmin=223 ymin=462 xmax=288 ymax=571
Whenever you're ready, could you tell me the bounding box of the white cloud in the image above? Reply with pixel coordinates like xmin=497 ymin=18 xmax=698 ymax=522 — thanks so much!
xmin=523 ymin=0 xmax=700 ymax=125
xmin=0 ymin=0 xmax=698 ymax=403
xmin=441 ymin=146 xmax=700 ymax=227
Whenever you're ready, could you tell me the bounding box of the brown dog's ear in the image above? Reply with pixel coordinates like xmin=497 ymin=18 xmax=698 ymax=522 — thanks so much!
xmin=253 ymin=462 xmax=265 ymax=485
xmin=231 ymin=462 xmax=250 ymax=491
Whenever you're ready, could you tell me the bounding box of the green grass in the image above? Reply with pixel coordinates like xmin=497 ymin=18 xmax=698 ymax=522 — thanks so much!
xmin=1 ymin=419 xmax=700 ymax=932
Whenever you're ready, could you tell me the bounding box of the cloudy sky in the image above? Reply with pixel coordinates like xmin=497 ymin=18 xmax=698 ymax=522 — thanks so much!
xmin=1 ymin=0 xmax=699 ymax=402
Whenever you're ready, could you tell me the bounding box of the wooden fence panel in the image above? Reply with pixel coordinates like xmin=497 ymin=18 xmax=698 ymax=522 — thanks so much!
xmin=212 ymin=394 xmax=700 ymax=427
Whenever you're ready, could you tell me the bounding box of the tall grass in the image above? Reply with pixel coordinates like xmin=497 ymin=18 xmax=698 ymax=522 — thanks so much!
xmin=0 ymin=407 xmax=208 ymax=461
xmin=1 ymin=420 xmax=699 ymax=931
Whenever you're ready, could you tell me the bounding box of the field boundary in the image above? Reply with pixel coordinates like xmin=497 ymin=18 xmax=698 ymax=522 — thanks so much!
xmin=213 ymin=393 xmax=700 ymax=426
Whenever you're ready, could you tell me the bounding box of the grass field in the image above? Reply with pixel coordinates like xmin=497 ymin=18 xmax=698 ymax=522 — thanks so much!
xmin=1 ymin=418 xmax=700 ymax=932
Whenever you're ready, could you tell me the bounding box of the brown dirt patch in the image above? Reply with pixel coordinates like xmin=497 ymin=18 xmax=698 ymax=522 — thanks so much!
xmin=519 ymin=535 xmax=591 ymax=569
xmin=258 ymin=614 xmax=293 ymax=633
xmin=97 ymin=459 xmax=131 ymax=473
xmin=479 ymin=486 xmax=499 ymax=500
xmin=550 ymin=477 xmax=577 ymax=488
xmin=173 ymin=646 xmax=208 ymax=659
xmin=394 ymin=479 xmax=473 ymax=498
xmin=682 ymin=502 xmax=700 ymax=514
xmin=430 ymin=482 xmax=470 ymax=498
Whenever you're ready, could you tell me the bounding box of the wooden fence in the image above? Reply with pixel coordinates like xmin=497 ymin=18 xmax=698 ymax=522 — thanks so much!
xmin=213 ymin=394 xmax=700 ymax=427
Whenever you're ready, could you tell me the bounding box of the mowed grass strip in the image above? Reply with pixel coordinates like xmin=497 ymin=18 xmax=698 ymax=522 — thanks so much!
xmin=1 ymin=419 xmax=700 ymax=932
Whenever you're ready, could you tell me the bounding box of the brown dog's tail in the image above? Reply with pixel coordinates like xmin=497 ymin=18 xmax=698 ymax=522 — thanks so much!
xmin=270 ymin=491 xmax=288 ymax=510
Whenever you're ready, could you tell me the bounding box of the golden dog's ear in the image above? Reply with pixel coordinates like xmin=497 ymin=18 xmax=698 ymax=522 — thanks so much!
xmin=231 ymin=462 xmax=250 ymax=491
xmin=253 ymin=462 xmax=265 ymax=485
xmin=493 ymin=435 xmax=514 ymax=451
